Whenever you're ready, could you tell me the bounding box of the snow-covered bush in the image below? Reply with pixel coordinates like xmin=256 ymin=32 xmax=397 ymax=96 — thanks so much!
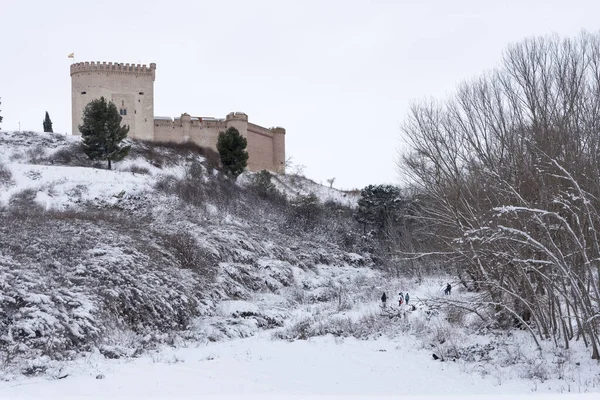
xmin=164 ymin=232 xmax=218 ymax=284
xmin=0 ymin=209 xmax=210 ymax=371
xmin=0 ymin=163 xmax=12 ymax=185
xmin=9 ymin=188 xmax=40 ymax=211
xmin=274 ymin=311 xmax=393 ymax=341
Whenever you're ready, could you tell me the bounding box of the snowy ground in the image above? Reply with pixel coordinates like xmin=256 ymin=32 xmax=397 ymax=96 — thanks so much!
xmin=2 ymin=131 xmax=599 ymax=399
xmin=1 ymin=333 xmax=598 ymax=400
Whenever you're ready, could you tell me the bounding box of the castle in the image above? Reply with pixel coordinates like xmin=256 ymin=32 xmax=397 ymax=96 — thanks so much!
xmin=70 ymin=62 xmax=285 ymax=173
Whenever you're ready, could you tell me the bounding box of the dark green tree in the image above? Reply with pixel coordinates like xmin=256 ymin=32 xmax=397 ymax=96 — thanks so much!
xmin=217 ymin=127 xmax=249 ymax=178
xmin=79 ymin=97 xmax=130 ymax=170
xmin=43 ymin=111 xmax=53 ymax=133
xmin=355 ymin=184 xmax=404 ymax=235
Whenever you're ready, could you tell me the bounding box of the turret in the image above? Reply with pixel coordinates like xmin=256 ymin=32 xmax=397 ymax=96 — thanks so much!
xmin=179 ymin=113 xmax=192 ymax=141
xmin=225 ymin=111 xmax=249 ymax=137
xmin=271 ymin=126 xmax=286 ymax=174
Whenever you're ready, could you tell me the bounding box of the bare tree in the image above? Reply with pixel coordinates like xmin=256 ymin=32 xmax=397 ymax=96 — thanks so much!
xmin=326 ymin=177 xmax=336 ymax=188
xmin=399 ymin=32 xmax=600 ymax=359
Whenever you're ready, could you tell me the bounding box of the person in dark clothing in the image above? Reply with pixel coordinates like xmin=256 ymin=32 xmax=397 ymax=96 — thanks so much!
xmin=381 ymin=292 xmax=387 ymax=308
xmin=405 ymin=292 xmax=410 ymax=304
xmin=444 ymin=283 xmax=452 ymax=295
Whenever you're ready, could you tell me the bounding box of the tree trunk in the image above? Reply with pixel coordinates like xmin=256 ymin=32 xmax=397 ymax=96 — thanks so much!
xmin=108 ymin=159 xmax=112 ymax=170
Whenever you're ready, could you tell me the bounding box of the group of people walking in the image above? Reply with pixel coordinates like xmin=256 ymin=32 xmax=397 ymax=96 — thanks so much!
xmin=380 ymin=291 xmax=409 ymax=308
xmin=380 ymin=283 xmax=452 ymax=308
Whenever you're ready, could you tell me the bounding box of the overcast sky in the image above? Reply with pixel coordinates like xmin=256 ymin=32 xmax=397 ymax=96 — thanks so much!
xmin=1 ymin=0 xmax=599 ymax=189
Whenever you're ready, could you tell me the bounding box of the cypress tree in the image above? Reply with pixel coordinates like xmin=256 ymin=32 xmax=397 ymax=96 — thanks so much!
xmin=217 ymin=127 xmax=249 ymax=178
xmin=43 ymin=111 xmax=53 ymax=133
xmin=79 ymin=97 xmax=130 ymax=170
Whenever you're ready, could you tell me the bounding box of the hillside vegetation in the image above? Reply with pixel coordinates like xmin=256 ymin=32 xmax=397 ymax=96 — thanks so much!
xmin=0 ymin=130 xmax=372 ymax=376
xmin=2 ymin=129 xmax=599 ymax=391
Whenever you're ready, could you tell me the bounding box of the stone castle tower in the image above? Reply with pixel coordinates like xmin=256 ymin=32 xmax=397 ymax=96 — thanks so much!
xmin=71 ymin=62 xmax=156 ymax=141
xmin=70 ymin=61 xmax=285 ymax=173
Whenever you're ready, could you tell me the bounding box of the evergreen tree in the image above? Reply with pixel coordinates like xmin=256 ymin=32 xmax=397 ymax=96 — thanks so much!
xmin=79 ymin=97 xmax=130 ymax=170
xmin=217 ymin=127 xmax=249 ymax=178
xmin=355 ymin=184 xmax=404 ymax=235
xmin=43 ymin=111 xmax=53 ymax=133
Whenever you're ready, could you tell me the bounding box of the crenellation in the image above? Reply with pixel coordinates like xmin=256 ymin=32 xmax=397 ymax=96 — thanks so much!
xmin=70 ymin=61 xmax=156 ymax=77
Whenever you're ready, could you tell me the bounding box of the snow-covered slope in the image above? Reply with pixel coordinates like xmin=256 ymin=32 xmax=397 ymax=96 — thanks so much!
xmin=2 ymin=131 xmax=599 ymax=396
xmin=0 ymin=131 xmax=373 ymax=377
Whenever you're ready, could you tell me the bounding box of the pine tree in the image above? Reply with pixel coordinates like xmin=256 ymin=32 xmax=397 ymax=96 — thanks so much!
xmin=79 ymin=97 xmax=130 ymax=170
xmin=355 ymin=184 xmax=404 ymax=235
xmin=43 ymin=111 xmax=53 ymax=133
xmin=217 ymin=127 xmax=249 ymax=178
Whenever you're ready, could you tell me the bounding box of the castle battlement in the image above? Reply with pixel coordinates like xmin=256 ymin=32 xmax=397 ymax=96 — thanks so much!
xmin=70 ymin=61 xmax=156 ymax=78
xmin=226 ymin=111 xmax=249 ymax=122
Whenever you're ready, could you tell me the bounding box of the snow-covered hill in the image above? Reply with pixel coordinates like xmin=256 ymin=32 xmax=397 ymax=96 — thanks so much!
xmin=1 ymin=131 xmax=599 ymax=397
xmin=0 ymin=131 xmax=374 ymax=376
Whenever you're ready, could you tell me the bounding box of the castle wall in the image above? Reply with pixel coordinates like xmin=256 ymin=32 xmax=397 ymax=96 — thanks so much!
xmin=247 ymin=123 xmax=276 ymax=172
xmin=153 ymin=115 xmax=285 ymax=173
xmin=71 ymin=62 xmax=155 ymax=141
xmin=153 ymin=116 xmax=226 ymax=151
xmin=71 ymin=61 xmax=285 ymax=174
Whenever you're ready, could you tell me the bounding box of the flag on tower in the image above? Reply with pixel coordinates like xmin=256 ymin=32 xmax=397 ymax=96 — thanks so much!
xmin=68 ymin=53 xmax=75 ymax=58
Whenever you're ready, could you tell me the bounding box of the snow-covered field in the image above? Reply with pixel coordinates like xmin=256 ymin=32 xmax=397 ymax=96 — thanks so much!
xmin=1 ymin=333 xmax=598 ymax=399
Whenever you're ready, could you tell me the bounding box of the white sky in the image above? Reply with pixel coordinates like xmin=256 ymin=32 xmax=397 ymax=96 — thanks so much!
xmin=1 ymin=0 xmax=599 ymax=189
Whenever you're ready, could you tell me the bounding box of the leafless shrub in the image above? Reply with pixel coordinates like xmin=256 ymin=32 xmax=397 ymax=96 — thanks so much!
xmin=123 ymin=165 xmax=151 ymax=175
xmin=164 ymin=232 xmax=218 ymax=283
xmin=9 ymin=188 xmax=41 ymax=211
xmin=273 ymin=312 xmax=391 ymax=341
xmin=134 ymin=139 xmax=220 ymax=170
xmin=25 ymin=145 xmax=45 ymax=163
xmin=45 ymin=144 xmax=91 ymax=166
xmin=445 ymin=305 xmax=466 ymax=325
xmin=0 ymin=163 xmax=12 ymax=185
xmin=154 ymin=175 xmax=177 ymax=193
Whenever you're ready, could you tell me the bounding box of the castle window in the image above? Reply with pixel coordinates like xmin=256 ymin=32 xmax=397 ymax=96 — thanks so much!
xmin=139 ymin=92 xmax=144 ymax=95
xmin=81 ymin=91 xmax=86 ymax=94
xmin=122 ymin=100 xmax=124 ymax=106
xmin=134 ymin=110 xmax=137 ymax=114
xmin=124 ymin=109 xmax=127 ymax=116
